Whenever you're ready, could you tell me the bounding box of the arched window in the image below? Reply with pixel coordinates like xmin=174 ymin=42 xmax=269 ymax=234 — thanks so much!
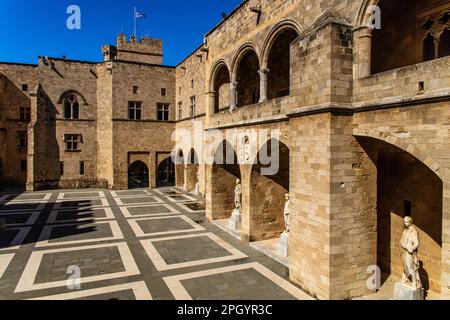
xmin=267 ymin=29 xmax=299 ymax=99
xmin=423 ymin=33 xmax=436 ymax=62
xmin=63 ymin=94 xmax=80 ymax=119
xmin=236 ymin=50 xmax=260 ymax=107
xmin=439 ymin=29 xmax=450 ymax=58
xmin=370 ymin=0 xmax=445 ymax=73
xmin=213 ymin=63 xmax=231 ymax=113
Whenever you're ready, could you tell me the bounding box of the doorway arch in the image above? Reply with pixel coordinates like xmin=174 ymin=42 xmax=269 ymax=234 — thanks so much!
xmin=157 ymin=157 xmax=175 ymax=187
xmin=128 ymin=161 xmax=149 ymax=189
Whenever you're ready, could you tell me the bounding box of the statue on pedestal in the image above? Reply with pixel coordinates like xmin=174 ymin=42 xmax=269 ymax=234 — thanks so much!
xmin=229 ymin=179 xmax=242 ymax=231
xmin=284 ymin=194 xmax=290 ymax=232
xmin=234 ymin=179 xmax=242 ymax=213
xmin=195 ymin=172 xmax=200 ymax=196
xmin=400 ymin=216 xmax=422 ymax=290
xmin=278 ymin=193 xmax=290 ymax=257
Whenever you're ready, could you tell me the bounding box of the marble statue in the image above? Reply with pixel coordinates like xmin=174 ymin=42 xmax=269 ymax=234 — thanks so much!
xmin=229 ymin=179 xmax=242 ymax=231
xmin=284 ymin=194 xmax=290 ymax=232
xmin=400 ymin=216 xmax=422 ymax=290
xmin=194 ymin=172 xmax=200 ymax=195
xmin=234 ymin=179 xmax=242 ymax=212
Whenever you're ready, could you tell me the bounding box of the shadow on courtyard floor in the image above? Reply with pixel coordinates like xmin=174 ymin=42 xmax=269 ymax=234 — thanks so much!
xmin=0 ymin=193 xmax=98 ymax=249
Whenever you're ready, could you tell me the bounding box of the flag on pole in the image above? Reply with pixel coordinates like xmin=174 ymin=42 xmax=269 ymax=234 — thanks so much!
xmin=135 ymin=11 xmax=146 ymax=19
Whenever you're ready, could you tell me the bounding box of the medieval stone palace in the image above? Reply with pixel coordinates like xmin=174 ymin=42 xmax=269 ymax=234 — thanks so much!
xmin=0 ymin=0 xmax=449 ymax=300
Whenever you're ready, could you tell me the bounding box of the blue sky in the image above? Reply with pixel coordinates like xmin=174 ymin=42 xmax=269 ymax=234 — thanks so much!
xmin=0 ymin=0 xmax=243 ymax=66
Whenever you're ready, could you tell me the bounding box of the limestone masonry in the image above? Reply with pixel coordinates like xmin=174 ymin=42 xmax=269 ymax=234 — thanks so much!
xmin=0 ymin=0 xmax=449 ymax=300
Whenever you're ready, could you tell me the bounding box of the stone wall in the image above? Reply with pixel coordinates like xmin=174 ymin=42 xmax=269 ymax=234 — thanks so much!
xmin=110 ymin=61 xmax=176 ymax=189
xmin=0 ymin=63 xmax=37 ymax=187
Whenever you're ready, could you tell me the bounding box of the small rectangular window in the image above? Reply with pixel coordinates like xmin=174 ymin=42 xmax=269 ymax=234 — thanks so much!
xmin=17 ymin=131 xmax=27 ymax=147
xmin=21 ymin=84 xmax=28 ymax=92
xmin=20 ymin=107 xmax=31 ymax=121
xmin=133 ymin=86 xmax=139 ymax=94
xmin=157 ymin=103 xmax=170 ymax=121
xmin=128 ymin=101 xmax=142 ymax=120
xmin=178 ymin=102 xmax=183 ymax=120
xmin=20 ymin=160 xmax=27 ymax=172
xmin=64 ymin=134 xmax=81 ymax=151
xmin=60 ymin=162 xmax=64 ymax=176
xmin=80 ymin=161 xmax=85 ymax=175
xmin=190 ymin=96 xmax=196 ymax=118
xmin=161 ymin=88 xmax=166 ymax=96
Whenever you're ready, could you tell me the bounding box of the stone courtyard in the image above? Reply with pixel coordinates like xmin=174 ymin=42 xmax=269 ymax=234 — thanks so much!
xmin=0 ymin=188 xmax=312 ymax=300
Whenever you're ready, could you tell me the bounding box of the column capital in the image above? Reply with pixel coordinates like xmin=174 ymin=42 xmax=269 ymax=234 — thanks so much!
xmin=258 ymin=68 xmax=270 ymax=75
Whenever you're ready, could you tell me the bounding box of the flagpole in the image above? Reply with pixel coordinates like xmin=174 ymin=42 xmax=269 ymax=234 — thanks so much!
xmin=133 ymin=7 xmax=136 ymax=36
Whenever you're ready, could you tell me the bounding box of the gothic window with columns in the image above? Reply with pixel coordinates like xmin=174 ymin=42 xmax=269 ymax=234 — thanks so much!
xmin=63 ymin=94 xmax=80 ymax=119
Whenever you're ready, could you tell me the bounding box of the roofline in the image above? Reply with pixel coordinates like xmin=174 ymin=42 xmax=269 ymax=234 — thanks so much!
xmin=176 ymin=43 xmax=204 ymax=67
xmin=0 ymin=61 xmax=38 ymax=67
xmin=204 ymin=0 xmax=250 ymax=38
xmin=99 ymin=59 xmax=176 ymax=69
xmin=38 ymin=56 xmax=97 ymax=64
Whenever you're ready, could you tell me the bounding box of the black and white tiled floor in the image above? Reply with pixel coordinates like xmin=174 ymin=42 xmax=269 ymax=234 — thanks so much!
xmin=0 ymin=188 xmax=313 ymax=300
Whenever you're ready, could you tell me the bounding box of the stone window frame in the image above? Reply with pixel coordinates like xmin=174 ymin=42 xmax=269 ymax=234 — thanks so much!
xmin=19 ymin=106 xmax=31 ymax=121
xmin=80 ymin=161 xmax=85 ymax=175
xmin=161 ymin=88 xmax=167 ymax=96
xmin=157 ymin=103 xmax=170 ymax=122
xmin=189 ymin=96 xmax=196 ymax=118
xmin=128 ymin=101 xmax=143 ymax=120
xmin=178 ymin=101 xmax=183 ymax=120
xmin=17 ymin=131 xmax=27 ymax=148
xmin=64 ymin=134 xmax=82 ymax=152
xmin=63 ymin=94 xmax=80 ymax=120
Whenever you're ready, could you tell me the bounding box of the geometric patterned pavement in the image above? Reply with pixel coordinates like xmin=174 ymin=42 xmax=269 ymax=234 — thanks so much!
xmin=0 ymin=188 xmax=313 ymax=300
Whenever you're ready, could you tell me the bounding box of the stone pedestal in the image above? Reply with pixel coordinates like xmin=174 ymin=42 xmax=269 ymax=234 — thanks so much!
xmin=228 ymin=210 xmax=241 ymax=231
xmin=394 ymin=282 xmax=425 ymax=300
xmin=277 ymin=232 xmax=289 ymax=257
xmin=194 ymin=183 xmax=200 ymax=196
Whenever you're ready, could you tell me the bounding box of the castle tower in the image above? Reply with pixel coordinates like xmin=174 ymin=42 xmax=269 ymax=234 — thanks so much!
xmin=102 ymin=34 xmax=163 ymax=65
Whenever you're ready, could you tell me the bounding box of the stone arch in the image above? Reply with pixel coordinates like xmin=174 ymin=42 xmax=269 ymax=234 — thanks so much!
xmin=354 ymin=130 xmax=444 ymax=294
xmin=231 ymin=44 xmax=261 ymax=107
xmin=261 ymin=20 xmax=302 ymax=68
xmin=58 ymin=90 xmax=88 ymax=105
xmin=248 ymin=138 xmax=290 ymax=242
xmin=354 ymin=0 xmax=380 ymax=28
xmin=128 ymin=161 xmax=149 ymax=189
xmin=353 ymin=128 xmax=444 ymax=179
xmin=438 ymin=28 xmax=450 ymax=58
xmin=58 ymin=90 xmax=88 ymax=120
xmin=364 ymin=0 xmax=446 ymax=74
xmin=262 ymin=22 xmax=300 ymax=100
xmin=230 ymin=43 xmax=261 ymax=81
xmin=210 ymin=60 xmax=231 ymax=113
xmin=208 ymin=140 xmax=241 ymax=220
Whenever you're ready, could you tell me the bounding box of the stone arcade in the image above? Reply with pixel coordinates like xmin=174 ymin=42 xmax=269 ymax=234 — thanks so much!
xmin=1 ymin=0 xmax=449 ymax=300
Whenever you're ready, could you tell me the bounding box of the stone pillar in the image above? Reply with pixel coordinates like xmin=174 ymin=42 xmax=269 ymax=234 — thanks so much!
xmin=206 ymin=91 xmax=216 ymax=116
xmin=354 ymin=27 xmax=372 ymax=79
xmin=258 ymin=69 xmax=269 ymax=103
xmin=229 ymin=82 xmax=238 ymax=111
xmin=442 ymin=181 xmax=450 ymax=299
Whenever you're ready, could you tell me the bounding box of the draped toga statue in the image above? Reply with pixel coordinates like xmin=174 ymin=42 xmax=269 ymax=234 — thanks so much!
xmin=400 ymin=216 xmax=422 ymax=290
xmin=234 ymin=179 xmax=242 ymax=212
